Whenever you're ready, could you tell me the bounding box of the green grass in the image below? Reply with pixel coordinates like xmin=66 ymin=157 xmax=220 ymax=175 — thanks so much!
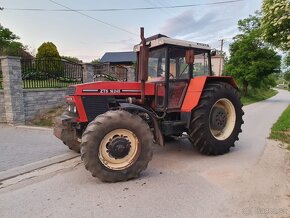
xmin=241 ymin=88 xmax=278 ymax=105
xmin=270 ymin=104 xmax=290 ymax=149
xmin=27 ymin=105 xmax=66 ymax=127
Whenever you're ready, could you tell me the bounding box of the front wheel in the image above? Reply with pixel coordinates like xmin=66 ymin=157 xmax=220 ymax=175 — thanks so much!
xmin=81 ymin=110 xmax=154 ymax=182
xmin=188 ymin=82 xmax=244 ymax=155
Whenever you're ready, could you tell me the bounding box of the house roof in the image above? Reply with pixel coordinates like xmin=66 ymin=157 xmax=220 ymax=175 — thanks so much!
xmin=100 ymin=51 xmax=136 ymax=63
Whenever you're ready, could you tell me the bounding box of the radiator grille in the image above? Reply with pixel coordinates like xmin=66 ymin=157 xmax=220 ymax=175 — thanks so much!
xmin=82 ymin=96 xmax=109 ymax=121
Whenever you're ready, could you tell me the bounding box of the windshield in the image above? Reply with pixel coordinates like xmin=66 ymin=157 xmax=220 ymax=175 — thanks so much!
xmin=147 ymin=47 xmax=211 ymax=81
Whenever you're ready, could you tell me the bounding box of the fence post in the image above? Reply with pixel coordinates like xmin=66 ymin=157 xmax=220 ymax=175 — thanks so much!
xmin=0 ymin=56 xmax=25 ymax=125
xmin=82 ymin=63 xmax=94 ymax=83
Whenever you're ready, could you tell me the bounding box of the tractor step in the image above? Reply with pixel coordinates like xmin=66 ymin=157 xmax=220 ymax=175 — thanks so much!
xmin=161 ymin=120 xmax=187 ymax=136
xmin=171 ymin=133 xmax=189 ymax=140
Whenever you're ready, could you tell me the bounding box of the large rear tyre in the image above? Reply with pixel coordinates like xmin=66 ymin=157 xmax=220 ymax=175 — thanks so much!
xmin=188 ymin=82 xmax=244 ymax=155
xmin=81 ymin=110 xmax=154 ymax=182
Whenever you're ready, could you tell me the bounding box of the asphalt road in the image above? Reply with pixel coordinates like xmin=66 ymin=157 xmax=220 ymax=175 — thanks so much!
xmin=0 ymin=125 xmax=68 ymax=171
xmin=0 ymin=89 xmax=289 ymax=218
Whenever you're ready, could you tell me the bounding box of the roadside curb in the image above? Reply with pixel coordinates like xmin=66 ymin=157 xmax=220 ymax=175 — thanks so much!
xmin=14 ymin=125 xmax=52 ymax=131
xmin=0 ymin=152 xmax=80 ymax=182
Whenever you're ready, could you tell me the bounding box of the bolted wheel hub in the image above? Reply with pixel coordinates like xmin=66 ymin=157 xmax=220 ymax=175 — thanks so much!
xmin=99 ymin=128 xmax=140 ymax=170
xmin=106 ymin=137 xmax=131 ymax=159
xmin=210 ymin=107 xmax=227 ymax=131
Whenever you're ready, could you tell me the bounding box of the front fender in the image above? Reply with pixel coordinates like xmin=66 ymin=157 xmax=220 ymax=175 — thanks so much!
xmin=119 ymin=103 xmax=164 ymax=146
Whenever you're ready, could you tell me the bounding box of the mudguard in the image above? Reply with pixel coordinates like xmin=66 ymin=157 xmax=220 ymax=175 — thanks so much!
xmin=119 ymin=103 xmax=164 ymax=146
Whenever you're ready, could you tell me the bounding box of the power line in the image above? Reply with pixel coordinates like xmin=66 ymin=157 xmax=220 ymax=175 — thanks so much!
xmin=47 ymin=0 xmax=138 ymax=37
xmin=4 ymin=0 xmax=244 ymax=12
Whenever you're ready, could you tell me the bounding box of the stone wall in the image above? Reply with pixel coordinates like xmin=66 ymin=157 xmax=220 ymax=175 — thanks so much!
xmin=23 ymin=89 xmax=66 ymax=120
xmin=0 ymin=91 xmax=6 ymax=123
xmin=0 ymin=56 xmax=94 ymax=125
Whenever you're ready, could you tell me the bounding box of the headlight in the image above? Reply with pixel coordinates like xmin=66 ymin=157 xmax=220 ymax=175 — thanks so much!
xmin=68 ymin=103 xmax=77 ymax=113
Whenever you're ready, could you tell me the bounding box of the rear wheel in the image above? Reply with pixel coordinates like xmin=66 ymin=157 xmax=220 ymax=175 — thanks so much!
xmin=188 ymin=82 xmax=244 ymax=155
xmin=81 ymin=110 xmax=154 ymax=182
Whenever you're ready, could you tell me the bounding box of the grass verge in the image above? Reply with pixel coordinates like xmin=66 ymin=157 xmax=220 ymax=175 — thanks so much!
xmin=270 ymin=104 xmax=290 ymax=150
xmin=241 ymin=88 xmax=278 ymax=105
xmin=27 ymin=105 xmax=66 ymax=127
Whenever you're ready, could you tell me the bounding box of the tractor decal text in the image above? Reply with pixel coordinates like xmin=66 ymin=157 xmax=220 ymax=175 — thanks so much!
xmin=82 ymin=89 xmax=141 ymax=93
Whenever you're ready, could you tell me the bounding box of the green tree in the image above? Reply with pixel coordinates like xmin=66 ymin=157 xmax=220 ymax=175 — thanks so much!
xmin=61 ymin=56 xmax=82 ymax=63
xmin=0 ymin=24 xmax=24 ymax=56
xmin=35 ymin=42 xmax=62 ymax=78
xmin=284 ymin=72 xmax=290 ymax=82
xmin=261 ymin=0 xmax=290 ymax=51
xmin=36 ymin=42 xmax=60 ymax=60
xmin=285 ymin=53 xmax=290 ymax=66
xmin=91 ymin=58 xmax=100 ymax=64
xmin=225 ymin=13 xmax=281 ymax=96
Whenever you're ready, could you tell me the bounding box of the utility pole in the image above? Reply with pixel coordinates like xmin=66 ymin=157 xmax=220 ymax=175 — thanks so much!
xmin=218 ymin=39 xmax=224 ymax=76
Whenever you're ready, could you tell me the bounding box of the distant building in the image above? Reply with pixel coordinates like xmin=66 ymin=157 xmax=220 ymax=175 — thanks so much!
xmin=97 ymin=51 xmax=137 ymax=81
xmin=100 ymin=51 xmax=136 ymax=66
xmin=211 ymin=53 xmax=224 ymax=76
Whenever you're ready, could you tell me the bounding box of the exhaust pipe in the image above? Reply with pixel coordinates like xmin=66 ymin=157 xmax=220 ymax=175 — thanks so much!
xmin=138 ymin=27 xmax=149 ymax=104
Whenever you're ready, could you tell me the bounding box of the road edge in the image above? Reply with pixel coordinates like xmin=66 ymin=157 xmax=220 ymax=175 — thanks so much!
xmin=0 ymin=152 xmax=80 ymax=181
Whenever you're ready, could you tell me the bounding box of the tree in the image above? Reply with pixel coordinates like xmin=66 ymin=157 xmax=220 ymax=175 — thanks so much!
xmin=261 ymin=0 xmax=290 ymax=51
xmin=91 ymin=58 xmax=100 ymax=64
xmin=284 ymin=72 xmax=290 ymax=82
xmin=36 ymin=42 xmax=60 ymax=60
xmin=225 ymin=13 xmax=281 ymax=96
xmin=285 ymin=53 xmax=290 ymax=66
xmin=61 ymin=56 xmax=82 ymax=63
xmin=35 ymin=42 xmax=62 ymax=78
xmin=0 ymin=24 xmax=24 ymax=56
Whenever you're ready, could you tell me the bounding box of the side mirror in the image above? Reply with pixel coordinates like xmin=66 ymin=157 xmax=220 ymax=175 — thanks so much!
xmin=211 ymin=49 xmax=217 ymax=56
xmin=186 ymin=49 xmax=194 ymax=64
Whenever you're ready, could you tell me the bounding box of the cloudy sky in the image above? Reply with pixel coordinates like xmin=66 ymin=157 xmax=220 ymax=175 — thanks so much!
xmin=0 ymin=0 xmax=262 ymax=62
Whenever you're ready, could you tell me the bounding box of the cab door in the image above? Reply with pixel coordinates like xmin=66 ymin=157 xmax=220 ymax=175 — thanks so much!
xmin=167 ymin=47 xmax=191 ymax=111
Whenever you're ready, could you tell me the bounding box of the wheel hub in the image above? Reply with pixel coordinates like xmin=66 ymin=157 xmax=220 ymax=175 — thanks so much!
xmin=106 ymin=137 xmax=131 ymax=159
xmin=210 ymin=107 xmax=227 ymax=131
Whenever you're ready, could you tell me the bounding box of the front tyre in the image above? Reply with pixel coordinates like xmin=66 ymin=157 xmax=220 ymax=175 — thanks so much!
xmin=188 ymin=82 xmax=244 ymax=155
xmin=81 ymin=110 xmax=154 ymax=182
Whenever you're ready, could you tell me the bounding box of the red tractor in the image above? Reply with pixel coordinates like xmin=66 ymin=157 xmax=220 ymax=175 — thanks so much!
xmin=54 ymin=28 xmax=244 ymax=182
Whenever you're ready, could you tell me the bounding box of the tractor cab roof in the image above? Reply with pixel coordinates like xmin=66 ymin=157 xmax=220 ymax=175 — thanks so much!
xmin=133 ymin=34 xmax=211 ymax=52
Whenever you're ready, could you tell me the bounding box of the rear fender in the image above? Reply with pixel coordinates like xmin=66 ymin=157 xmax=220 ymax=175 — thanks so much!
xmin=181 ymin=76 xmax=237 ymax=113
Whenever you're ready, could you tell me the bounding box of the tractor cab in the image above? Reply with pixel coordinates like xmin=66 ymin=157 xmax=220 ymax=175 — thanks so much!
xmin=134 ymin=34 xmax=214 ymax=111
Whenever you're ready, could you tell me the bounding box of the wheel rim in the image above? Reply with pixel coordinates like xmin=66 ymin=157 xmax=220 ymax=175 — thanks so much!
xmin=98 ymin=129 xmax=140 ymax=170
xmin=209 ymin=98 xmax=236 ymax=140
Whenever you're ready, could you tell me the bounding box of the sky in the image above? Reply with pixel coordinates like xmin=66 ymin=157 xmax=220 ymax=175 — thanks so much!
xmin=0 ymin=0 xmax=262 ymax=62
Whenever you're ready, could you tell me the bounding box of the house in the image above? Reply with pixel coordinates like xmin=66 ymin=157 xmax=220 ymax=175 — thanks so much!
xmin=100 ymin=51 xmax=136 ymax=66
xmin=98 ymin=51 xmax=137 ymax=81
xmin=211 ymin=53 xmax=224 ymax=76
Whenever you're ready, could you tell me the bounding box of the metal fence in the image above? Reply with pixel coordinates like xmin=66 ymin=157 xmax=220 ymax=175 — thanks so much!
xmin=21 ymin=58 xmax=83 ymax=89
